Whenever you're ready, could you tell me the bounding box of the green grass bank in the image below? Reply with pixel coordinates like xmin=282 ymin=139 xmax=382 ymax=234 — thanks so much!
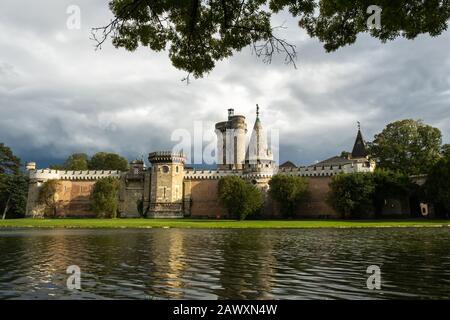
xmin=0 ymin=218 xmax=449 ymax=229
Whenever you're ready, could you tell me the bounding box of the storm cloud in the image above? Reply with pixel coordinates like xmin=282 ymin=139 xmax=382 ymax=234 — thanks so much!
xmin=1 ymin=0 xmax=449 ymax=168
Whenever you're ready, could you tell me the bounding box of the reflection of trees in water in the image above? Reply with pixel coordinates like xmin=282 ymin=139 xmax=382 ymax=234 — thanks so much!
xmin=278 ymin=229 xmax=450 ymax=299
xmin=212 ymin=230 xmax=277 ymax=299
xmin=2 ymin=229 xmax=450 ymax=299
xmin=363 ymin=230 xmax=450 ymax=299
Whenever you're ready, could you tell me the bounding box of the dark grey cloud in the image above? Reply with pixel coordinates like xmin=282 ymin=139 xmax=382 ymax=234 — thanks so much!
xmin=0 ymin=1 xmax=449 ymax=168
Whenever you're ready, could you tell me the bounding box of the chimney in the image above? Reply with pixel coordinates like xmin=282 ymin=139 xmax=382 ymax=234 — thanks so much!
xmin=228 ymin=108 xmax=234 ymax=119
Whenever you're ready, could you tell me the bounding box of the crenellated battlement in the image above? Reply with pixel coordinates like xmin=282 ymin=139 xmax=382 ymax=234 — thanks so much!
xmin=148 ymin=151 xmax=186 ymax=164
xmin=184 ymin=169 xmax=242 ymax=180
xmin=184 ymin=169 xmax=276 ymax=180
xmin=28 ymin=169 xmax=122 ymax=181
xmin=279 ymin=161 xmax=374 ymax=177
xmin=184 ymin=160 xmax=374 ymax=180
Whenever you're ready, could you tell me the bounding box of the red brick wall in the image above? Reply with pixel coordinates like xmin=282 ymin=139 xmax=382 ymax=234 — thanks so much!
xmin=188 ymin=176 xmax=339 ymax=219
xmin=188 ymin=180 xmax=228 ymax=218
xmin=295 ymin=177 xmax=339 ymax=218
xmin=56 ymin=181 xmax=96 ymax=217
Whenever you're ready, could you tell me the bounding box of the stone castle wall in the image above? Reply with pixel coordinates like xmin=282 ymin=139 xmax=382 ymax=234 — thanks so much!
xmin=183 ymin=175 xmax=339 ymax=219
xmin=296 ymin=176 xmax=337 ymax=218
xmin=27 ymin=179 xmax=98 ymax=217
xmin=25 ymin=160 xmax=395 ymax=219
xmin=26 ymin=169 xmax=121 ymax=218
xmin=184 ymin=179 xmax=228 ymax=218
xmin=25 ymin=168 xmax=344 ymax=218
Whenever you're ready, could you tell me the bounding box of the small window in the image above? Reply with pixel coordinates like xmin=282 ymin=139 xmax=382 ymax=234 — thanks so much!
xmin=162 ymin=165 xmax=170 ymax=173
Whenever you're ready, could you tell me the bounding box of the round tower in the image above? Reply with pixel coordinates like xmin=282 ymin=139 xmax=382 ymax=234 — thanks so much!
xmin=215 ymin=108 xmax=247 ymax=170
xmin=148 ymin=151 xmax=186 ymax=218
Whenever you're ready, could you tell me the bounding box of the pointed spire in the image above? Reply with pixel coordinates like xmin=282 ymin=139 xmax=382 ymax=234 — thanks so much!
xmin=351 ymin=122 xmax=368 ymax=158
xmin=256 ymin=104 xmax=260 ymax=120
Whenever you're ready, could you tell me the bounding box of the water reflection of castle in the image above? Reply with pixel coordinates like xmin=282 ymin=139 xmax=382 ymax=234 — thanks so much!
xmin=25 ymin=107 xmax=375 ymax=219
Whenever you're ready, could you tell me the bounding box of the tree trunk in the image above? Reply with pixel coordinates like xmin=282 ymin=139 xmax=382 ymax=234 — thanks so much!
xmin=2 ymin=196 xmax=11 ymax=220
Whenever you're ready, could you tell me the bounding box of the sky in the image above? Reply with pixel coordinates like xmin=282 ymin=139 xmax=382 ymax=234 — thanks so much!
xmin=1 ymin=0 xmax=449 ymax=168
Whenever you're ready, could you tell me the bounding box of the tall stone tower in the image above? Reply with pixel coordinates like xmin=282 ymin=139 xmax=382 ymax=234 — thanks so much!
xmin=148 ymin=151 xmax=186 ymax=218
xmin=215 ymin=108 xmax=247 ymax=170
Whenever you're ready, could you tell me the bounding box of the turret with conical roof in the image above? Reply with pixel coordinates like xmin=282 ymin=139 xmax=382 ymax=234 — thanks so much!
xmin=351 ymin=121 xmax=368 ymax=159
xmin=245 ymin=105 xmax=275 ymax=175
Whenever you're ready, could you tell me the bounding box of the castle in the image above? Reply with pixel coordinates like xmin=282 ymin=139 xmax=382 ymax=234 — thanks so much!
xmin=25 ymin=108 xmax=377 ymax=219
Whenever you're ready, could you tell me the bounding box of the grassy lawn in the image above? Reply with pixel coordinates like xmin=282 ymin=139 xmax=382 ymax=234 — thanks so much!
xmin=0 ymin=218 xmax=449 ymax=229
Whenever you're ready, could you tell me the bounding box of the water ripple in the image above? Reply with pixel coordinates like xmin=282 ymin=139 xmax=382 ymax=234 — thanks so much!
xmin=0 ymin=228 xmax=450 ymax=299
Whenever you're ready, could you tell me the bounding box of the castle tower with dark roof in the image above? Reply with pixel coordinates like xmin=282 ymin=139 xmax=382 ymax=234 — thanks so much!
xmin=351 ymin=122 xmax=369 ymax=159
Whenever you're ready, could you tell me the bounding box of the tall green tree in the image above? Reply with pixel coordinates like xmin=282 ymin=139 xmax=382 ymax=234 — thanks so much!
xmin=327 ymin=173 xmax=376 ymax=218
xmin=91 ymin=177 xmax=120 ymax=218
xmin=37 ymin=180 xmax=60 ymax=217
xmin=89 ymin=152 xmax=129 ymax=171
xmin=368 ymin=119 xmax=442 ymax=175
xmin=0 ymin=143 xmax=20 ymax=174
xmin=93 ymin=1 xmax=450 ymax=78
xmin=218 ymin=176 xmax=263 ymax=220
xmin=64 ymin=153 xmax=89 ymax=170
xmin=0 ymin=173 xmax=28 ymax=219
xmin=424 ymin=154 xmax=450 ymax=217
xmin=269 ymin=174 xmax=309 ymax=218
xmin=0 ymin=143 xmax=27 ymax=219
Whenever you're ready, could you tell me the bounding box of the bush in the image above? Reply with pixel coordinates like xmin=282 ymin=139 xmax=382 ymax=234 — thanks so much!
xmin=327 ymin=173 xmax=375 ymax=218
xmin=328 ymin=170 xmax=413 ymax=218
xmin=372 ymin=169 xmax=413 ymax=216
xmin=218 ymin=176 xmax=263 ymax=220
xmin=91 ymin=177 xmax=120 ymax=218
xmin=268 ymin=174 xmax=309 ymax=218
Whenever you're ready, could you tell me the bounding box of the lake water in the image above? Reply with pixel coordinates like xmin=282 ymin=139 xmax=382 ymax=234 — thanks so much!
xmin=0 ymin=228 xmax=450 ymax=300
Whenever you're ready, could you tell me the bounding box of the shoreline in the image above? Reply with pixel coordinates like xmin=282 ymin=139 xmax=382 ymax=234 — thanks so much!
xmin=0 ymin=218 xmax=450 ymax=230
